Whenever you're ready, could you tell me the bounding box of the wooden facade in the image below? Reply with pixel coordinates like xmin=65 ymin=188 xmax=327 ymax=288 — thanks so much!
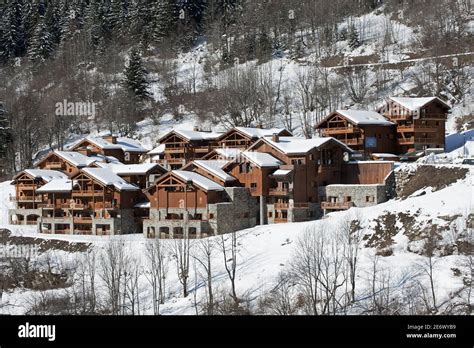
xmin=378 ymin=97 xmax=450 ymax=153
xmin=315 ymin=111 xmax=396 ymax=154
xmin=11 ymin=172 xmax=51 ymax=210
xmin=158 ymin=131 xmax=220 ymax=170
xmin=216 ymin=128 xmax=292 ymax=149
xmin=35 ymin=152 xmax=88 ymax=177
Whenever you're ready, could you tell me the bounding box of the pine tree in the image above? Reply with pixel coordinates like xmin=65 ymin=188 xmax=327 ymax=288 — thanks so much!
xmin=0 ymin=0 xmax=27 ymax=62
xmin=349 ymin=24 xmax=361 ymax=49
xmin=0 ymin=102 xmax=12 ymax=161
xmin=123 ymin=48 xmax=151 ymax=100
xmin=28 ymin=16 xmax=54 ymax=62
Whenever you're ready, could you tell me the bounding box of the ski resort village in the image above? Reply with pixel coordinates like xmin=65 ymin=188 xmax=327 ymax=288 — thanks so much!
xmin=0 ymin=0 xmax=472 ymax=320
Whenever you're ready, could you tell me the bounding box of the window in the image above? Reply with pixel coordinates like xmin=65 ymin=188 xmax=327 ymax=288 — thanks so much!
xmin=309 ymin=154 xmax=314 ymax=161
xmin=250 ymin=183 xmax=257 ymax=188
xmin=268 ymin=212 xmax=273 ymax=218
xmin=366 ymin=196 xmax=374 ymax=203
xmin=209 ymin=213 xmax=214 ymax=219
xmin=345 ymin=196 xmax=352 ymax=202
xmin=436 ymin=121 xmax=439 ymax=126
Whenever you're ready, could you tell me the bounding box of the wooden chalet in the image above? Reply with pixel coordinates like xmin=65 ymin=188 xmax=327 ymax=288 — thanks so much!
xmin=68 ymin=135 xmax=148 ymax=164
xmin=36 ymin=168 xmax=140 ymax=235
xmin=182 ymin=160 xmax=237 ymax=187
xmin=378 ymin=97 xmax=450 ymax=153
xmin=157 ymin=129 xmax=222 ymax=170
xmin=216 ymin=127 xmax=292 ymax=149
xmin=9 ymin=169 xmax=68 ymax=225
xmin=34 ymin=150 xmax=96 ymax=177
xmin=244 ymin=135 xmax=352 ymax=223
xmin=94 ymin=162 xmax=167 ymax=190
xmin=315 ymin=110 xmax=396 ymax=154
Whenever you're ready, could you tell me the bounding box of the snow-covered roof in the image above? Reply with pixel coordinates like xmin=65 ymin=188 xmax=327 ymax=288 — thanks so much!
xmin=72 ymin=136 xmax=148 ymax=153
xmin=95 ymin=162 xmax=163 ymax=175
xmin=37 ymin=179 xmax=75 ymax=192
xmin=88 ymin=154 xmax=123 ymax=164
xmin=272 ymin=169 xmax=292 ymax=176
xmin=82 ymin=168 xmax=139 ymax=191
xmin=242 ymin=151 xmax=282 ymax=167
xmin=193 ymin=160 xmax=236 ymax=182
xmin=148 ymin=144 xmax=166 ymax=155
xmin=262 ymin=136 xmax=352 ymax=155
xmin=134 ymin=201 xmax=151 ymax=208
xmin=161 ymin=129 xmax=222 ymax=142
xmin=235 ymin=127 xmax=288 ymax=139
xmin=54 ymin=151 xmax=96 ymax=167
xmin=388 ymin=97 xmax=449 ymax=111
xmin=372 ymin=153 xmax=399 ymax=158
xmin=214 ymin=148 xmax=243 ymax=159
xmin=173 ymin=170 xmax=224 ymax=191
xmin=23 ymin=169 xmax=68 ymax=182
xmin=336 ymin=110 xmax=394 ymax=125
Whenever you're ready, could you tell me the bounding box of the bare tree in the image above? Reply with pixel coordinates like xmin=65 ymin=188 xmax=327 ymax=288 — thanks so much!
xmin=340 ymin=214 xmax=363 ymax=303
xmin=193 ymin=238 xmax=216 ymax=314
xmin=100 ymin=240 xmax=128 ymax=315
xmin=219 ymin=232 xmax=239 ymax=304
xmin=340 ymin=67 xmax=369 ymax=104
xmin=145 ymin=238 xmax=169 ymax=315
xmin=418 ymin=230 xmax=439 ymax=313
xmin=173 ymin=235 xmax=192 ymax=298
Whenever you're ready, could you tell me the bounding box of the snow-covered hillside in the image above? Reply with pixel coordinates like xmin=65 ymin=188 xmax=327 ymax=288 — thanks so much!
xmin=1 ymin=162 xmax=472 ymax=315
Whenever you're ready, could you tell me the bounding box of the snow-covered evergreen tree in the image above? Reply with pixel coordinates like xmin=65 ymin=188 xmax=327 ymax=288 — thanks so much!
xmin=28 ymin=16 xmax=54 ymax=62
xmin=0 ymin=0 xmax=27 ymax=62
xmin=349 ymin=24 xmax=361 ymax=49
xmin=0 ymin=102 xmax=12 ymax=161
xmin=123 ymin=47 xmax=151 ymax=100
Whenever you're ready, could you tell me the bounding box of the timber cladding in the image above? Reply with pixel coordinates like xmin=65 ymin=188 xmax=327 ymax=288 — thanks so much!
xmin=341 ymin=162 xmax=394 ymax=185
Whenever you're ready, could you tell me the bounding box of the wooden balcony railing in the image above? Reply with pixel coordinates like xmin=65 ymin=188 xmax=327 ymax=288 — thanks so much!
xmin=398 ymin=125 xmax=439 ymax=132
xmin=268 ymin=188 xmax=289 ymax=196
xmin=45 ymin=162 xmax=63 ymax=168
xmin=274 ymin=203 xmax=289 ymax=209
xmin=344 ymin=138 xmax=364 ymax=146
xmin=274 ymin=218 xmax=288 ymax=223
xmin=321 ymin=201 xmax=354 ymax=210
xmin=10 ymin=195 xmax=43 ymax=202
xmin=322 ymin=126 xmax=361 ymax=135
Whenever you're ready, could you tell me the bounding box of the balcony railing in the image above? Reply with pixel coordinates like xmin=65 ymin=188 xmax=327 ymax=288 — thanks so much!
xmin=268 ymin=188 xmax=289 ymax=196
xmin=10 ymin=195 xmax=43 ymax=202
xmin=274 ymin=218 xmax=288 ymax=223
xmin=398 ymin=125 xmax=439 ymax=132
xmin=321 ymin=126 xmax=361 ymax=135
xmin=46 ymin=162 xmax=63 ymax=168
xmin=344 ymin=138 xmax=364 ymax=146
xmin=72 ymin=190 xmax=104 ymax=196
xmin=321 ymin=201 xmax=354 ymax=210
xmin=274 ymin=203 xmax=289 ymax=209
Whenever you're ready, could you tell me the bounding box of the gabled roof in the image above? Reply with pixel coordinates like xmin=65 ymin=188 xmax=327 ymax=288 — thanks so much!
xmin=388 ymin=97 xmax=450 ymax=111
xmin=69 ymin=136 xmax=148 ymax=153
xmin=159 ymin=129 xmax=222 ymax=143
xmin=251 ymin=136 xmax=352 ymax=155
xmin=241 ymin=151 xmax=282 ymax=167
xmin=36 ymin=179 xmax=76 ymax=193
xmin=193 ymin=160 xmax=236 ymax=182
xmin=173 ymin=170 xmax=224 ymax=191
xmin=233 ymin=127 xmax=291 ymax=139
xmin=95 ymin=162 xmax=166 ymax=175
xmin=15 ymin=169 xmax=68 ymax=182
xmin=54 ymin=151 xmax=96 ymax=167
xmin=333 ymin=110 xmax=394 ymax=126
xmin=81 ymin=168 xmax=139 ymax=191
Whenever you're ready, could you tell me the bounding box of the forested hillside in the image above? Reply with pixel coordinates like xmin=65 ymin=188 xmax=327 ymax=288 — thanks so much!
xmin=0 ymin=0 xmax=473 ymax=174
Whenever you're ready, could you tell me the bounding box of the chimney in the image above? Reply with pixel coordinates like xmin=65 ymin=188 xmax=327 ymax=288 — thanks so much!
xmin=272 ymin=133 xmax=279 ymax=143
xmin=102 ymin=135 xmax=117 ymax=144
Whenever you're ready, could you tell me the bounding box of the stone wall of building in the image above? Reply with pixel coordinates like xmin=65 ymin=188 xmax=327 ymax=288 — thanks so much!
xmin=324 ymin=184 xmax=387 ymax=207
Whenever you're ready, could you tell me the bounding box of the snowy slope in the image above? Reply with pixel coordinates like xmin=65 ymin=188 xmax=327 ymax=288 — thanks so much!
xmin=1 ymin=163 xmax=472 ymax=315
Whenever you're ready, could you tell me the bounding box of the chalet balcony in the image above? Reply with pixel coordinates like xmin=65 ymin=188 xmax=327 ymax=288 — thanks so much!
xmin=387 ymin=114 xmax=409 ymax=121
xmin=274 ymin=218 xmax=288 ymax=223
xmin=46 ymin=162 xmax=63 ymax=169
xmin=167 ymin=158 xmax=185 ymax=164
xmin=344 ymin=138 xmax=364 ymax=146
xmin=274 ymin=203 xmax=289 ymax=209
xmin=72 ymin=190 xmax=104 ymax=197
xmin=398 ymin=137 xmax=440 ymax=145
xmin=17 ymin=184 xmax=37 ymax=189
xmin=398 ymin=125 xmax=439 ymax=132
xmin=73 ymin=216 xmax=93 ymax=224
xmin=10 ymin=195 xmax=43 ymax=202
xmin=321 ymin=126 xmax=361 ymax=136
xmin=321 ymin=201 xmax=354 ymax=210
xmin=166 ymin=148 xmax=186 ymax=154
xmin=268 ymin=188 xmax=290 ymax=196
